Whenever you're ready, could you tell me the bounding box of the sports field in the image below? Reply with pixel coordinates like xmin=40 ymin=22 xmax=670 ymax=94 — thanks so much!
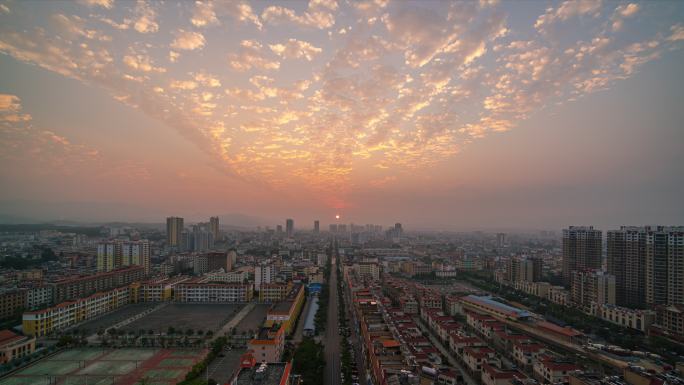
xmin=0 ymin=347 xmax=207 ymax=385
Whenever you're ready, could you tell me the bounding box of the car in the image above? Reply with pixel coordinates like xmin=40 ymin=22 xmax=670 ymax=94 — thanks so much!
xmin=219 ymin=353 xmax=225 ymax=357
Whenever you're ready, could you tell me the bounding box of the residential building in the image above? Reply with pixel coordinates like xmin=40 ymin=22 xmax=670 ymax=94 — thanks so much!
xmin=23 ymin=286 xmax=131 ymax=337
xmin=52 ymin=265 xmax=144 ymax=303
xmin=607 ymin=227 xmax=648 ymax=308
xmin=533 ymin=358 xmax=579 ymax=385
xmin=24 ymin=285 xmax=53 ymax=310
xmin=209 ymin=216 xmax=220 ymax=241
xmin=562 ymin=226 xmax=602 ymax=286
xmin=570 ymin=270 xmax=616 ymax=311
xmin=0 ymin=289 xmax=26 ymax=320
xmin=507 ymin=256 xmax=542 ymax=283
xmin=286 ymin=219 xmax=294 ymax=238
xmin=255 ymin=263 xmax=275 ymax=291
xmin=166 ymin=216 xmax=184 ymax=247
xmin=247 ymin=324 xmax=286 ymax=363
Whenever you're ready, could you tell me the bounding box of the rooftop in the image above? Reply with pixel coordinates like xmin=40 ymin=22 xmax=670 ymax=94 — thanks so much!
xmin=463 ymin=295 xmax=531 ymax=318
xmin=234 ymin=362 xmax=291 ymax=385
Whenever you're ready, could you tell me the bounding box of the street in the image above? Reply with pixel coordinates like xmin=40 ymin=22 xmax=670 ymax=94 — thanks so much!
xmin=324 ymin=256 xmax=340 ymax=385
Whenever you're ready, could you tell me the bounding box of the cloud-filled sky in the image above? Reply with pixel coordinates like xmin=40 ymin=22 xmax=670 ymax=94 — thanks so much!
xmin=0 ymin=0 xmax=683 ymax=230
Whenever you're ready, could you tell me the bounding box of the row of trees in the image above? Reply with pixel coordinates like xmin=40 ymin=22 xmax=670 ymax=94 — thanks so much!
xmin=292 ymin=338 xmax=325 ymax=385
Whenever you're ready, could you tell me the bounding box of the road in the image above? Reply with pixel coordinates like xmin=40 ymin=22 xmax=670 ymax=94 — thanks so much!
xmin=324 ymin=256 xmax=340 ymax=385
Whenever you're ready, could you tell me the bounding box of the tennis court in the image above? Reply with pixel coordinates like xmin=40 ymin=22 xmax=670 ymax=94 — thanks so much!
xmin=0 ymin=347 xmax=206 ymax=385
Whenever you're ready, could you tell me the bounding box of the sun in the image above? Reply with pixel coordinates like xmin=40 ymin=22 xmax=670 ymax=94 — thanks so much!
xmin=335 ymin=214 xmax=340 ymax=220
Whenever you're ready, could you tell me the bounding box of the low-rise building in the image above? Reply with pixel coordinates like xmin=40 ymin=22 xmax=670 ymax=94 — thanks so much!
xmin=590 ymin=303 xmax=655 ymax=332
xmin=23 ymin=286 xmax=131 ymax=337
xmin=533 ymin=358 xmax=579 ymax=384
xmin=463 ymin=347 xmax=496 ymax=373
xmin=174 ymin=282 xmax=253 ymax=303
xmin=513 ymin=343 xmax=546 ymax=368
xmin=0 ymin=330 xmax=35 ymax=364
xmin=247 ymin=324 xmax=286 ymax=363
xmin=481 ymin=363 xmax=527 ymax=385
xmin=229 ymin=352 xmax=293 ymax=385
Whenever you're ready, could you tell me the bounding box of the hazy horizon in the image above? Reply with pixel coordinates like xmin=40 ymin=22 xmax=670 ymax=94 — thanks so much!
xmin=1 ymin=1 xmax=683 ymax=230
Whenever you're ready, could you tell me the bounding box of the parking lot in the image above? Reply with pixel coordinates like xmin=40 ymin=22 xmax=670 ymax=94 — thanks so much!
xmin=120 ymin=303 xmax=243 ymax=333
xmin=67 ymin=303 xmax=157 ymax=334
xmin=234 ymin=304 xmax=270 ymax=333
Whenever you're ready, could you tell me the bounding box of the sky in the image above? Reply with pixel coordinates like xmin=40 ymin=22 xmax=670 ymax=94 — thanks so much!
xmin=0 ymin=0 xmax=683 ymax=230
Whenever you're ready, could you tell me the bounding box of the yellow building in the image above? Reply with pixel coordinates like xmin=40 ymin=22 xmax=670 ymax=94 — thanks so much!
xmin=23 ymin=287 xmax=130 ymax=337
xmin=259 ymin=283 xmax=292 ymax=302
xmin=265 ymin=284 xmax=305 ymax=335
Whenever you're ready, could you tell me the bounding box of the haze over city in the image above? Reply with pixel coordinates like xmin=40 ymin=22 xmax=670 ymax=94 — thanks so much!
xmin=1 ymin=0 xmax=683 ymax=229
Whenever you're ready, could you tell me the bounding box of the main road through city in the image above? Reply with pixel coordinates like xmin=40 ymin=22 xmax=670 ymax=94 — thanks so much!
xmin=324 ymin=254 xmax=341 ymax=385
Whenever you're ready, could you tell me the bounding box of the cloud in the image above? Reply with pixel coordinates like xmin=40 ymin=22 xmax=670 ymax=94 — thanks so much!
xmin=133 ymin=0 xmax=158 ymax=33
xmin=123 ymin=53 xmax=166 ymax=73
xmin=171 ymin=30 xmax=206 ymax=50
xmin=269 ymin=39 xmax=322 ymax=61
xmin=669 ymin=24 xmax=684 ymax=42
xmin=0 ymin=94 xmax=99 ymax=172
xmin=191 ymin=1 xmax=219 ymax=27
xmin=78 ymin=0 xmax=114 ymax=9
xmin=535 ymin=0 xmax=602 ymax=32
xmin=0 ymin=0 xmax=681 ymax=205
xmin=228 ymin=40 xmax=280 ymax=71
xmin=611 ymin=3 xmax=639 ymax=31
xmin=0 ymin=94 xmax=32 ymax=123
xmin=261 ymin=0 xmax=337 ymax=29
xmin=194 ymin=72 xmax=221 ymax=87
xmin=169 ymin=80 xmax=198 ymax=90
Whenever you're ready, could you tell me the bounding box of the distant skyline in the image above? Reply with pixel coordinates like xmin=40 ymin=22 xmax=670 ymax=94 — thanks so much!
xmin=1 ymin=1 xmax=683 ymax=230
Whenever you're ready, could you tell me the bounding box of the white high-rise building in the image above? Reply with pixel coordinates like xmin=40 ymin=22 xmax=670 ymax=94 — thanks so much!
xmin=255 ymin=264 xmax=275 ymax=291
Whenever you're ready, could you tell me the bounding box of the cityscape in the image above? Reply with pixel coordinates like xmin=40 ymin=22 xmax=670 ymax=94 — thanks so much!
xmin=0 ymin=1 xmax=684 ymax=385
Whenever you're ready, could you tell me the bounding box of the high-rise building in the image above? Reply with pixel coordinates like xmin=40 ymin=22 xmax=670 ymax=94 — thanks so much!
xmin=562 ymin=226 xmax=602 ymax=286
xmin=276 ymin=225 xmax=283 ymax=234
xmin=507 ymin=256 xmax=542 ymax=283
xmin=209 ymin=216 xmax=220 ymax=241
xmin=329 ymin=224 xmax=338 ymax=233
xmin=192 ymin=225 xmax=214 ymax=252
xmin=497 ymin=233 xmax=506 ymax=248
xmin=607 ymin=226 xmax=648 ymax=308
xmin=645 ymin=226 xmax=684 ymax=306
xmin=286 ymin=218 xmax=294 ymax=238
xmin=166 ymin=217 xmax=184 ymax=247
xmin=121 ymin=240 xmax=150 ymax=275
xmin=97 ymin=242 xmax=120 ymax=272
xmin=314 ymin=220 xmax=320 ymax=234
xmin=255 ymin=263 xmax=275 ymax=291
xmin=570 ymin=270 xmax=616 ymax=311
xmin=98 ymin=240 xmax=150 ymax=274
